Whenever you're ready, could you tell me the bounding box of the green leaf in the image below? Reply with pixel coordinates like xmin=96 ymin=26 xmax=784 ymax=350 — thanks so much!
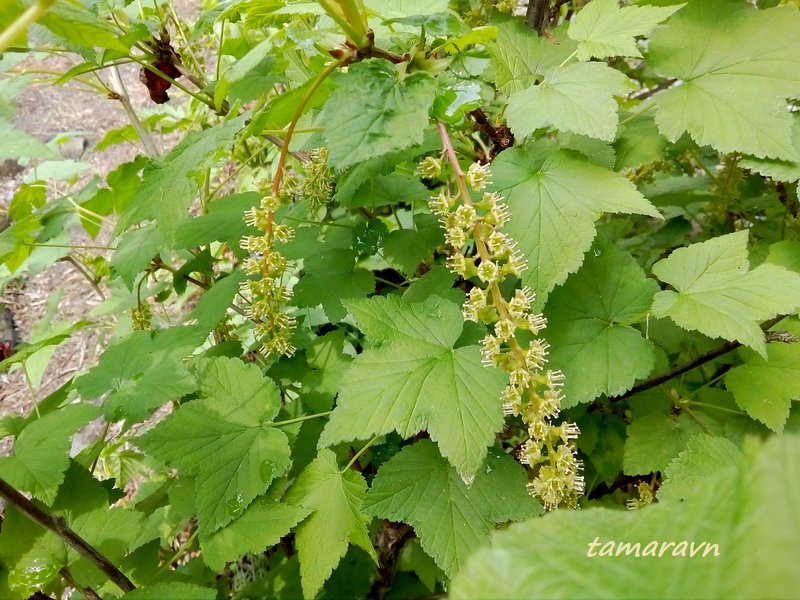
xmin=174 ymin=192 xmax=260 ymax=253
xmin=0 ymin=463 xmax=143 ymax=597
xmin=0 ymin=120 xmax=59 ymax=160
xmin=122 ymin=583 xmax=217 ymax=600
xmin=292 ymin=248 xmax=375 ymax=322
xmin=363 ymin=440 xmax=539 ymax=577
xmin=382 ymin=213 xmax=443 ymax=275
xmin=185 ymin=271 xmax=246 ymax=331
xmin=344 ymin=173 xmax=429 ymax=209
xmin=76 ymin=328 xmax=199 ymax=423
xmin=614 ymin=114 xmax=667 ymax=170
xmin=137 ymin=357 xmax=292 ymax=535
xmin=215 ymin=40 xmax=280 ymax=105
xmin=365 ymin=0 xmax=448 ymax=18
xmin=201 ymin=497 xmax=311 ymax=571
xmin=491 ymin=146 xmax=660 ymax=304
xmin=649 ymin=0 xmax=800 ymax=160
xmin=403 ymin=265 xmax=462 ymax=305
xmin=322 ymin=61 xmax=437 ymax=170
xmin=658 ymin=434 xmax=741 ymax=503
xmin=506 ymin=61 xmax=635 ymax=141
xmin=38 ymin=0 xmax=130 ymax=53
xmin=320 ymin=296 xmax=506 ymax=478
xmin=623 ymin=412 xmax=706 ymax=475
xmin=283 ymin=449 xmax=376 ymax=598
xmin=117 ymin=115 xmax=247 ymax=243
xmin=251 ymin=75 xmax=336 ymax=134
xmin=651 ymin=230 xmax=800 ymax=357
xmin=0 ymin=404 xmax=99 ymax=503
xmin=567 ymin=0 xmax=683 ymax=61
xmin=489 ymin=21 xmax=577 ymax=95
xmin=545 ymin=243 xmax=658 ymax=406
xmin=110 ymin=224 xmax=164 ymax=290
xmin=451 ymin=434 xmax=800 ymax=600
xmin=766 ymin=239 xmax=800 ymax=274
xmin=724 ymin=318 xmax=800 ymax=432
xmin=741 ymin=113 xmax=800 ymax=183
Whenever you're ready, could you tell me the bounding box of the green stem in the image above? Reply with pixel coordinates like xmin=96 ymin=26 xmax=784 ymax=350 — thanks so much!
xmin=284 ymin=216 xmax=353 ymax=228
xmin=685 ymin=400 xmax=745 ymax=416
xmin=152 ymin=529 xmax=199 ymax=580
xmin=262 ymin=127 xmax=323 ymax=135
xmin=206 ymin=140 xmax=272 ymax=202
xmin=0 ymin=0 xmax=57 ymax=55
xmin=108 ymin=64 xmax=160 ymax=157
xmin=216 ymin=19 xmax=226 ymax=84
xmin=272 ymin=411 xmax=332 ymax=427
xmin=618 ymin=103 xmax=655 ymax=127
xmin=9 ymin=68 xmax=109 ymax=93
xmin=342 ymin=436 xmax=380 ymax=473
xmin=374 ymin=276 xmax=403 ymax=290
xmin=316 ymin=0 xmax=369 ymax=47
xmin=557 ymin=49 xmax=578 ymax=69
xmin=22 ymin=242 xmax=116 ymax=250
xmin=271 ymin=57 xmax=347 ymax=198
xmin=689 ymin=148 xmax=719 ymax=185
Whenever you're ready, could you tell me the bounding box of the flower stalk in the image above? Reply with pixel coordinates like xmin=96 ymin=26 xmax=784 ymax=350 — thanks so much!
xmin=431 ymin=122 xmax=584 ymax=509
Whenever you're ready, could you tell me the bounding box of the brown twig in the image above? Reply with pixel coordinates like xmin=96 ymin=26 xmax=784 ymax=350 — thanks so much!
xmin=629 ymin=78 xmax=678 ymax=102
xmin=367 ymin=521 xmax=414 ymax=600
xmin=468 ymin=109 xmax=514 ymax=160
xmin=525 ymin=0 xmax=550 ymax=34
xmin=63 ymin=255 xmax=105 ymax=300
xmin=611 ymin=315 xmax=788 ymax=402
xmin=59 ymin=567 xmax=103 ymax=600
xmin=0 ymin=477 xmax=135 ymax=593
xmin=525 ymin=0 xmax=570 ymax=35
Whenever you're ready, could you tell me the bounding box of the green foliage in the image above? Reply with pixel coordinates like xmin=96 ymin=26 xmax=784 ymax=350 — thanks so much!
xmin=651 ymin=230 xmax=800 ymax=356
xmin=283 ymin=449 xmax=376 ymax=598
xmin=319 ymin=296 xmax=506 ymax=478
xmin=649 ymin=0 xmax=800 ymax=159
xmin=322 ymin=61 xmax=437 ymax=170
xmin=2 ymin=0 xmax=800 ymax=598
xmin=491 ymin=145 xmax=659 ymax=302
xmin=363 ymin=440 xmax=539 ymax=577
xmin=545 ymin=242 xmax=657 ymax=405
xmin=450 ymin=434 xmax=800 ymax=600
xmin=137 ymin=357 xmax=292 ymax=535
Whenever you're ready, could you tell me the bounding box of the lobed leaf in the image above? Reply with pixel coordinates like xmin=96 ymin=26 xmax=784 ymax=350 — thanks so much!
xmin=451 ymin=434 xmax=800 ymax=599
xmin=283 ymin=449 xmax=375 ymax=598
xmin=545 ymin=243 xmax=658 ymax=406
xmin=491 ymin=145 xmax=660 ymax=305
xmin=506 ymin=61 xmax=635 ymax=142
xmin=649 ymin=0 xmax=800 ymax=160
xmin=568 ymin=0 xmax=683 ymax=61
xmin=363 ymin=440 xmax=539 ymax=577
xmin=322 ymin=61 xmax=436 ymax=170
xmin=319 ymin=296 xmax=506 ymax=478
xmin=137 ymin=357 xmax=291 ymax=535
xmin=651 ymin=230 xmax=800 ymax=357
xmin=724 ymin=318 xmax=800 ymax=432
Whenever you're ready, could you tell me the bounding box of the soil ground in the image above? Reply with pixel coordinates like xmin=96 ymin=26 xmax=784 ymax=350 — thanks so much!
xmin=1 ymin=4 xmax=198 ymax=454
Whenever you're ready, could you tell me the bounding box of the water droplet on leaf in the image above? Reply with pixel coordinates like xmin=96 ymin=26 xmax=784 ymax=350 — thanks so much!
xmin=260 ymin=460 xmax=275 ymax=483
xmin=225 ymin=491 xmax=245 ymax=517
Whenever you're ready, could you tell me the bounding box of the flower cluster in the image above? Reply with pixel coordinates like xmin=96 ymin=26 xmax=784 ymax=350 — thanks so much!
xmin=240 ymin=185 xmax=297 ymax=357
xmin=296 ymin=147 xmax=333 ymax=213
xmin=428 ymin=159 xmax=584 ymax=509
xmin=131 ymin=302 xmax=152 ymax=331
